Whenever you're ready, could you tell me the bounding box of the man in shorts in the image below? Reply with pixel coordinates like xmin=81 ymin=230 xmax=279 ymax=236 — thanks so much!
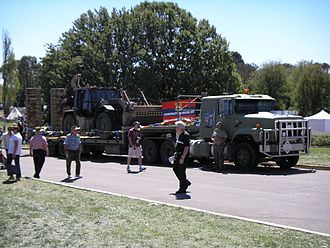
xmin=127 ymin=121 xmax=146 ymax=173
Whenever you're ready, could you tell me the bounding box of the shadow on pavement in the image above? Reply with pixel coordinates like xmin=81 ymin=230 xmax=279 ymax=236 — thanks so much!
xmin=60 ymin=177 xmax=83 ymax=183
xmin=62 ymin=154 xmax=316 ymax=176
xmin=170 ymin=192 xmax=192 ymax=200
xmin=199 ymin=164 xmax=316 ymax=176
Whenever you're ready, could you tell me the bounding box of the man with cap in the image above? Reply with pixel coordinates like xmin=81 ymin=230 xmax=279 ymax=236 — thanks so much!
xmin=172 ymin=121 xmax=191 ymax=194
xmin=211 ymin=121 xmax=228 ymax=170
xmin=64 ymin=126 xmax=82 ymax=179
xmin=127 ymin=121 xmax=146 ymax=173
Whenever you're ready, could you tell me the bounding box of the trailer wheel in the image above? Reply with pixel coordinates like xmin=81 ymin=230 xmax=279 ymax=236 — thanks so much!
xmin=58 ymin=143 xmax=66 ymax=158
xmin=142 ymin=140 xmax=158 ymax=164
xmin=63 ymin=114 xmax=76 ymax=133
xmin=96 ymin=112 xmax=112 ymax=139
xmin=91 ymin=146 xmax=105 ymax=156
xmin=48 ymin=141 xmax=58 ymax=157
xmin=234 ymin=142 xmax=258 ymax=171
xmin=160 ymin=140 xmax=175 ymax=165
xmin=276 ymin=155 xmax=299 ymax=169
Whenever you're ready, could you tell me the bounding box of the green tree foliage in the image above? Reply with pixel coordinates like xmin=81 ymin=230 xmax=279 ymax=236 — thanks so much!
xmin=39 ymin=2 xmax=240 ymax=107
xmin=17 ymin=56 xmax=39 ymax=106
xmin=231 ymin=51 xmax=258 ymax=89
xmin=1 ymin=30 xmax=19 ymax=115
xmin=248 ymin=62 xmax=291 ymax=109
xmin=289 ymin=62 xmax=330 ymax=116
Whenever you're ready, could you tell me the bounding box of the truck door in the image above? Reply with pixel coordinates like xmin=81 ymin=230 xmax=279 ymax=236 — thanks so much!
xmin=218 ymin=98 xmax=234 ymax=138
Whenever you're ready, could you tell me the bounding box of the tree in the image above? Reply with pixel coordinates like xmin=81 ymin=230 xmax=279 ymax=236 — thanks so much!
xmin=39 ymin=2 xmax=240 ymax=109
xmin=289 ymin=61 xmax=330 ymax=116
xmin=1 ymin=30 xmax=19 ymax=116
xmin=231 ymin=51 xmax=257 ymax=89
xmin=248 ymin=62 xmax=290 ymax=109
xmin=17 ymin=56 xmax=39 ymax=106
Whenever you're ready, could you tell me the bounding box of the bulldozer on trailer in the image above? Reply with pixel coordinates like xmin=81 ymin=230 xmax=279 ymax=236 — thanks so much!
xmin=61 ymin=74 xmax=163 ymax=137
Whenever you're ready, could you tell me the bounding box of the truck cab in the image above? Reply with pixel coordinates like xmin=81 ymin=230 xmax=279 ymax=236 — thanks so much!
xmin=191 ymin=94 xmax=310 ymax=170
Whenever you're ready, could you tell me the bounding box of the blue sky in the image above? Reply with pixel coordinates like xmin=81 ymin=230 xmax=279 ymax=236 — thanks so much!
xmin=1 ymin=0 xmax=329 ymax=68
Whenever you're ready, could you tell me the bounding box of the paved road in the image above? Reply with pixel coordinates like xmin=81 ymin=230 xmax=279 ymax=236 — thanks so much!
xmin=16 ymin=151 xmax=330 ymax=235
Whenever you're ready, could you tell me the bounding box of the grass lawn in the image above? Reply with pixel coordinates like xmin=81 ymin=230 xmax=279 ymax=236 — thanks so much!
xmin=0 ymin=173 xmax=329 ymax=248
xmin=299 ymin=147 xmax=330 ymax=166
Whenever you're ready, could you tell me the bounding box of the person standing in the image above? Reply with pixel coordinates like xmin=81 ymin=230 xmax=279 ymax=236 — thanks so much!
xmin=6 ymin=126 xmax=23 ymax=181
xmin=172 ymin=121 xmax=191 ymax=194
xmin=1 ymin=126 xmax=13 ymax=157
xmin=64 ymin=126 xmax=81 ymax=179
xmin=211 ymin=121 xmax=228 ymax=170
xmin=127 ymin=121 xmax=146 ymax=173
xmin=29 ymin=127 xmax=48 ymax=179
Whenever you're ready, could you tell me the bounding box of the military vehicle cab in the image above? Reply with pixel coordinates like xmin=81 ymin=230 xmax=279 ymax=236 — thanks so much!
xmin=190 ymin=93 xmax=311 ymax=170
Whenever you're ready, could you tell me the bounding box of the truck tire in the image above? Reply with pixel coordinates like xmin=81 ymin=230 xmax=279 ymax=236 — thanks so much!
xmin=160 ymin=140 xmax=175 ymax=165
xmin=276 ymin=156 xmax=299 ymax=169
xmin=142 ymin=140 xmax=158 ymax=164
xmin=234 ymin=142 xmax=258 ymax=171
xmin=96 ymin=113 xmax=112 ymax=139
xmin=63 ymin=114 xmax=77 ymax=133
xmin=48 ymin=141 xmax=58 ymax=157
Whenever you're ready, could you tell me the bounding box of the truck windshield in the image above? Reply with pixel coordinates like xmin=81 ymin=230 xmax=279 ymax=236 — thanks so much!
xmin=90 ymin=89 xmax=119 ymax=102
xmin=235 ymin=100 xmax=277 ymax=114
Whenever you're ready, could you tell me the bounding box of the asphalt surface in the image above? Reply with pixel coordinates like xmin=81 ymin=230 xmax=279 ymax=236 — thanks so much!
xmin=13 ymin=150 xmax=330 ymax=235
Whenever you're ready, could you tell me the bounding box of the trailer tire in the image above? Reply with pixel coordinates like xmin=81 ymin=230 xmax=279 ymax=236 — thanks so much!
xmin=58 ymin=143 xmax=66 ymax=158
xmin=48 ymin=141 xmax=58 ymax=157
xmin=142 ymin=140 xmax=158 ymax=164
xmin=160 ymin=140 xmax=175 ymax=165
xmin=234 ymin=142 xmax=258 ymax=171
xmin=96 ymin=112 xmax=112 ymax=139
xmin=91 ymin=146 xmax=105 ymax=156
xmin=63 ymin=114 xmax=76 ymax=133
xmin=276 ymin=155 xmax=299 ymax=169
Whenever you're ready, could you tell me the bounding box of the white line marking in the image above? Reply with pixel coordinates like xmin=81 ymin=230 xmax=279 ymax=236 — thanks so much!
xmin=31 ymin=177 xmax=330 ymax=238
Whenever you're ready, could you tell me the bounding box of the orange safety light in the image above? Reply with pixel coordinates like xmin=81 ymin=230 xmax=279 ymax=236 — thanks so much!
xmin=243 ymin=89 xmax=250 ymax=94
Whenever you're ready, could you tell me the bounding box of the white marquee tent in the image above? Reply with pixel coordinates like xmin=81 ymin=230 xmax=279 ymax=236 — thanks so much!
xmin=6 ymin=107 xmax=24 ymax=121
xmin=305 ymin=110 xmax=330 ymax=135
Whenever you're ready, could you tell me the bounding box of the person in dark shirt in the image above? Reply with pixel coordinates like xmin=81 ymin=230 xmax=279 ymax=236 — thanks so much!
xmin=172 ymin=121 xmax=191 ymax=194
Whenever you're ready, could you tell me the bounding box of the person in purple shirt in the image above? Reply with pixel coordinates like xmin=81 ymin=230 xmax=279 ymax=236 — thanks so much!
xmin=29 ymin=127 xmax=48 ymax=179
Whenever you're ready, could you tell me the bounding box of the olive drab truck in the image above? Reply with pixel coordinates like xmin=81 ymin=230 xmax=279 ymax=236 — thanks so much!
xmin=189 ymin=93 xmax=311 ymax=170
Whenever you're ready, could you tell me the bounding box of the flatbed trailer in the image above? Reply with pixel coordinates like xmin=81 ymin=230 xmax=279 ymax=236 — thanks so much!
xmin=47 ymin=125 xmax=200 ymax=165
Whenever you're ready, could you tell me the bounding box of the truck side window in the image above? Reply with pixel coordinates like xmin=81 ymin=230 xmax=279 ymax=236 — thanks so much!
xmin=219 ymin=99 xmax=232 ymax=116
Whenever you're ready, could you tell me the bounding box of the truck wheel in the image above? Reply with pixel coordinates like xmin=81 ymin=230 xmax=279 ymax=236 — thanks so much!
xmin=276 ymin=156 xmax=299 ymax=169
xmin=142 ymin=140 xmax=158 ymax=164
xmin=96 ymin=113 xmax=112 ymax=139
xmin=234 ymin=142 xmax=258 ymax=171
xmin=160 ymin=140 xmax=175 ymax=165
xmin=48 ymin=141 xmax=58 ymax=157
xmin=63 ymin=114 xmax=76 ymax=133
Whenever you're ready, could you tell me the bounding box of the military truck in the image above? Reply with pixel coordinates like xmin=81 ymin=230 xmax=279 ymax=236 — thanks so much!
xmin=189 ymin=94 xmax=310 ymax=170
xmin=47 ymin=83 xmax=310 ymax=170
